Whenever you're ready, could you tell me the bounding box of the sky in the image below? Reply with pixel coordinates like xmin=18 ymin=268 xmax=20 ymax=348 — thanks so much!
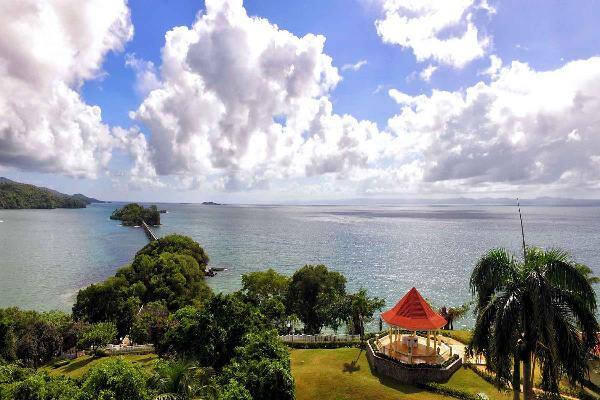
xmin=1 ymin=0 xmax=600 ymax=203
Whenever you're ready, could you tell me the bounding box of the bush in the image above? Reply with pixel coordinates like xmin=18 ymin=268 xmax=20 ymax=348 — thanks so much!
xmin=93 ymin=349 xmax=109 ymax=358
xmin=52 ymin=359 xmax=70 ymax=368
xmin=418 ymin=382 xmax=480 ymax=400
xmin=81 ymin=358 xmax=149 ymax=400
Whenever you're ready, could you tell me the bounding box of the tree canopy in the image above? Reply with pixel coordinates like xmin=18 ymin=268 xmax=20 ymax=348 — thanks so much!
xmin=110 ymin=203 xmax=161 ymax=226
xmin=73 ymin=235 xmax=212 ymax=337
xmin=287 ymin=265 xmax=347 ymax=334
xmin=470 ymin=247 xmax=599 ymax=399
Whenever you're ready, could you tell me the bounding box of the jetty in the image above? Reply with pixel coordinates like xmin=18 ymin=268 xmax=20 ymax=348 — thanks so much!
xmin=141 ymin=221 xmax=158 ymax=242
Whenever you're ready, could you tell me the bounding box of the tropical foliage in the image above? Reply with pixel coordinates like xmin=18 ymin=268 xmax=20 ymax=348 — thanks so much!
xmin=110 ymin=203 xmax=161 ymax=226
xmin=73 ymin=235 xmax=212 ymax=337
xmin=287 ymin=265 xmax=347 ymax=334
xmin=77 ymin=322 xmax=117 ymax=353
xmin=469 ymin=246 xmax=599 ymax=399
xmin=0 ymin=177 xmax=89 ymax=209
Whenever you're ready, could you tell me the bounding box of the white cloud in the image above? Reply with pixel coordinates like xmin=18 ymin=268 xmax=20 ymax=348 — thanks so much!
xmin=480 ymin=54 xmax=502 ymax=77
xmin=0 ymin=0 xmax=133 ymax=178
xmin=419 ymin=64 xmax=438 ymax=82
xmin=341 ymin=59 xmax=368 ymax=72
xmin=125 ymin=53 xmax=161 ymax=96
xmin=375 ymin=0 xmax=492 ymax=68
xmin=132 ymin=0 xmax=387 ymax=190
xmin=383 ymin=57 xmax=600 ymax=192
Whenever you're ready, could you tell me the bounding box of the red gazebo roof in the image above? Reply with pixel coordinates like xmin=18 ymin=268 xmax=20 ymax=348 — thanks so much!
xmin=381 ymin=287 xmax=447 ymax=330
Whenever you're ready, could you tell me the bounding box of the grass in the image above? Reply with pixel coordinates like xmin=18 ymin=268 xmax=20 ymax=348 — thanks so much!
xmin=43 ymin=353 xmax=158 ymax=379
xmin=439 ymin=330 xmax=473 ymax=345
xmin=291 ymin=347 xmax=509 ymax=400
xmin=441 ymin=368 xmax=511 ymax=400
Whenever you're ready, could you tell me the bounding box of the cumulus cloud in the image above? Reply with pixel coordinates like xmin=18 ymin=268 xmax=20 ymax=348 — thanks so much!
xmin=132 ymin=0 xmax=386 ymax=190
xmin=375 ymin=0 xmax=492 ymax=68
xmin=341 ymin=59 xmax=368 ymax=72
xmin=384 ymin=57 xmax=600 ymax=192
xmin=419 ymin=64 xmax=438 ymax=82
xmin=0 ymin=0 xmax=133 ymax=178
xmin=125 ymin=53 xmax=161 ymax=96
xmin=480 ymin=54 xmax=502 ymax=77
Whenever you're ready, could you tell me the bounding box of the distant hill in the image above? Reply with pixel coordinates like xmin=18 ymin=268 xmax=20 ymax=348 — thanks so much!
xmin=72 ymin=193 xmax=105 ymax=204
xmin=0 ymin=178 xmax=102 ymax=209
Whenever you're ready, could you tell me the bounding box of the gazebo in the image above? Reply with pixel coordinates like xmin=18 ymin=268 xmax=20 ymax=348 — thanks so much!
xmin=379 ymin=287 xmax=448 ymax=364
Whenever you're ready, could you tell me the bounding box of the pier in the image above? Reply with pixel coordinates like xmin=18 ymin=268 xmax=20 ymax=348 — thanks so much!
xmin=141 ymin=221 xmax=158 ymax=242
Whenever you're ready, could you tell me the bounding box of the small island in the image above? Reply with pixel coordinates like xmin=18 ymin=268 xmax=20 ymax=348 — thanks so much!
xmin=201 ymin=201 xmax=222 ymax=205
xmin=110 ymin=203 xmax=161 ymax=226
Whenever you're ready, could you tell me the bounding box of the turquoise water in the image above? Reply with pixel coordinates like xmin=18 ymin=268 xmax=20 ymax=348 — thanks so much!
xmin=1 ymin=203 xmax=599 ymax=328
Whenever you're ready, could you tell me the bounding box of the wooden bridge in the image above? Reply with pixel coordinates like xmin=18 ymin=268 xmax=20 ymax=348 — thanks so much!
xmin=141 ymin=221 xmax=158 ymax=242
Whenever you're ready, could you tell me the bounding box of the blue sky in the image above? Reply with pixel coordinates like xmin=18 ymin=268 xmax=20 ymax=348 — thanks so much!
xmin=2 ymin=0 xmax=600 ymax=202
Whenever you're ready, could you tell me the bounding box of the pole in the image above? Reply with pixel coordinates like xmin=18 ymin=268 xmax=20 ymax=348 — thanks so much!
xmin=517 ymin=198 xmax=526 ymax=261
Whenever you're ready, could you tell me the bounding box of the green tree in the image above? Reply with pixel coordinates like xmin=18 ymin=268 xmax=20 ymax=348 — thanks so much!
xmin=135 ymin=235 xmax=209 ymax=270
xmin=130 ymin=302 xmax=170 ymax=347
xmin=345 ymin=289 xmax=385 ymax=338
xmin=78 ymin=322 xmax=117 ymax=353
xmin=470 ymin=247 xmax=599 ymax=400
xmin=218 ymin=379 xmax=251 ymax=400
xmin=110 ymin=203 xmax=160 ymax=226
xmin=81 ymin=358 xmax=149 ymax=400
xmin=72 ymin=276 xmax=139 ymax=337
xmin=287 ymin=265 xmax=347 ymax=334
xmin=9 ymin=373 xmax=82 ymax=400
xmin=440 ymin=303 xmax=470 ymax=330
xmin=151 ymin=359 xmax=215 ymax=400
xmin=73 ymin=235 xmax=212 ymax=336
xmin=121 ymin=252 xmax=210 ymax=311
xmin=17 ymin=319 xmax=62 ymax=368
xmin=161 ymin=294 xmax=265 ymax=369
xmin=241 ymin=269 xmax=290 ymax=333
xmin=220 ymin=330 xmax=294 ymax=400
xmin=575 ymin=263 xmax=600 ymax=285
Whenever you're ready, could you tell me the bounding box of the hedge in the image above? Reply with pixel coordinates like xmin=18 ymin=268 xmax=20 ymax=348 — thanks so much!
xmin=285 ymin=341 xmax=363 ymax=349
xmin=418 ymin=382 xmax=482 ymax=400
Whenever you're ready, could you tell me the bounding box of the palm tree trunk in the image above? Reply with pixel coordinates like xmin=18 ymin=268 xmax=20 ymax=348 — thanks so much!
xmin=512 ymin=355 xmax=521 ymax=400
xmin=522 ymin=351 xmax=533 ymax=400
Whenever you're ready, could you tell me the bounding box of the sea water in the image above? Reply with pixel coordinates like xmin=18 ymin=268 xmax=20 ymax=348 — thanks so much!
xmin=1 ymin=203 xmax=599 ymax=328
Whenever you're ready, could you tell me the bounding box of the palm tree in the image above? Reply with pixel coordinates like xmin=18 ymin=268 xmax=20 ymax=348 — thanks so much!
xmin=346 ymin=289 xmax=385 ymax=339
xmin=440 ymin=303 xmax=470 ymax=330
xmin=470 ymin=247 xmax=598 ymax=400
xmin=152 ymin=359 xmax=216 ymax=400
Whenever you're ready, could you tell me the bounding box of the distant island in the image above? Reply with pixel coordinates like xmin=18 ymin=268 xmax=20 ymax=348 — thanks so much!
xmin=202 ymin=201 xmax=222 ymax=205
xmin=110 ymin=203 xmax=161 ymax=226
xmin=0 ymin=177 xmax=103 ymax=209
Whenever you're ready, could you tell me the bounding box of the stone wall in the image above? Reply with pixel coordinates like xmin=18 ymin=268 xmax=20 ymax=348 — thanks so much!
xmin=366 ymin=342 xmax=462 ymax=384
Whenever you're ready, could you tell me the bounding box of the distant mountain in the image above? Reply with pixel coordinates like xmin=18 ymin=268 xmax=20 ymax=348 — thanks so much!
xmin=0 ymin=178 xmax=102 ymax=209
xmin=202 ymin=201 xmax=222 ymax=205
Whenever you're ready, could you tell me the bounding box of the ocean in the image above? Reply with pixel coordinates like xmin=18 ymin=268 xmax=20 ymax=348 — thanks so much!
xmin=1 ymin=203 xmax=599 ymax=328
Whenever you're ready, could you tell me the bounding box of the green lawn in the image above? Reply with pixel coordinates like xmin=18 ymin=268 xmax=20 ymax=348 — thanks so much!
xmin=439 ymin=330 xmax=473 ymax=344
xmin=43 ymin=353 xmax=158 ymax=379
xmin=291 ymin=348 xmax=509 ymax=400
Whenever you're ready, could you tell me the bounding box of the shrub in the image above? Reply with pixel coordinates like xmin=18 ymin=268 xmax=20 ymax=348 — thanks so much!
xmin=418 ymin=382 xmax=480 ymax=400
xmin=80 ymin=358 xmax=149 ymax=400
